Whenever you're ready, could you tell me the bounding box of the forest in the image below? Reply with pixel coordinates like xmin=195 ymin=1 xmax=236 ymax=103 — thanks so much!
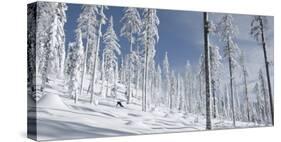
xmin=27 ymin=2 xmax=274 ymax=140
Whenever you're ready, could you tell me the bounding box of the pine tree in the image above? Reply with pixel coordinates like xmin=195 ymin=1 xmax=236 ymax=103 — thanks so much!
xmin=155 ymin=64 xmax=162 ymax=106
xmin=259 ymin=69 xmax=269 ymax=124
xmin=40 ymin=3 xmax=59 ymax=95
xmin=170 ymin=70 xmax=177 ymax=110
xmin=103 ymin=16 xmax=121 ymax=97
xmin=163 ymin=52 xmax=171 ymax=108
xmin=216 ymin=14 xmax=240 ymax=127
xmin=203 ymin=12 xmax=212 ymax=130
xmin=120 ymin=7 xmax=142 ymax=104
xmin=56 ymin=3 xmax=68 ymax=77
xmin=240 ymin=50 xmax=250 ymax=121
xmin=209 ymin=45 xmax=222 ymax=118
xmin=141 ymin=9 xmax=159 ymax=111
xmin=65 ymin=30 xmax=84 ymax=103
xmin=253 ymin=83 xmax=262 ymax=123
xmin=251 ymin=16 xmax=274 ymax=125
xmin=184 ymin=60 xmax=192 ymax=113
xmin=77 ymin=5 xmax=99 ymax=97
xmin=36 ymin=2 xmax=53 ymax=76
xmin=89 ymin=6 xmax=108 ymax=104
xmin=36 ymin=2 xmax=67 ymax=98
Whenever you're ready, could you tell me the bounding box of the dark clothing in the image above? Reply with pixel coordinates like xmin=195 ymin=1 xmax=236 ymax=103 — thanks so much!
xmin=116 ymin=101 xmax=124 ymax=107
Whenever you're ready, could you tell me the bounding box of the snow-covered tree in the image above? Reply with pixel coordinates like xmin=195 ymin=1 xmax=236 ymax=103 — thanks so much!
xmin=163 ymin=52 xmax=171 ymax=108
xmin=155 ymin=64 xmax=162 ymax=106
xmin=216 ymin=14 xmax=240 ymax=127
xmin=40 ymin=3 xmax=59 ymax=94
xmin=141 ymin=8 xmax=160 ymax=111
xmin=170 ymin=70 xmax=177 ymax=110
xmin=120 ymin=7 xmax=142 ymax=104
xmin=103 ymin=16 xmax=121 ymax=97
xmin=36 ymin=2 xmax=67 ymax=98
xmin=89 ymin=6 xmax=108 ymax=104
xmin=250 ymin=16 xmax=274 ymax=125
xmin=209 ymin=45 xmax=222 ymax=118
xmin=133 ymin=46 xmax=144 ymax=100
xmin=239 ymin=50 xmax=250 ymax=121
xmin=77 ymin=5 xmax=99 ymax=97
xmin=198 ymin=54 xmax=205 ymax=115
xmin=120 ymin=7 xmax=142 ymax=49
xmin=65 ymin=30 xmax=84 ymax=103
xmin=36 ymin=2 xmax=54 ymax=76
xmin=253 ymin=83 xmax=262 ymax=123
xmin=203 ymin=12 xmax=212 ymax=130
xmin=258 ymin=69 xmax=269 ymax=124
xmin=184 ymin=60 xmax=193 ymax=113
xmin=27 ymin=3 xmax=37 ymax=98
xmin=177 ymin=73 xmax=185 ymax=111
xmin=56 ymin=3 xmax=68 ymax=77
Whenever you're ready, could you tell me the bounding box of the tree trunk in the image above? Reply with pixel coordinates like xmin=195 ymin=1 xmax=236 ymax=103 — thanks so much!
xmin=127 ymin=32 xmax=133 ymax=104
xmin=90 ymin=19 xmax=103 ymax=104
xmin=243 ymin=66 xmax=250 ymax=121
xmin=259 ymin=16 xmax=274 ymax=125
xmin=210 ymin=51 xmax=217 ymax=118
xmin=79 ymin=34 xmax=90 ymax=101
xmin=261 ymin=74 xmax=269 ymax=124
xmin=143 ymin=42 xmax=148 ymax=111
xmin=101 ymin=53 xmax=105 ymax=98
xmin=203 ymin=12 xmax=212 ymax=130
xmin=136 ymin=64 xmax=140 ymax=101
xmin=227 ymin=40 xmax=236 ymax=127
xmin=211 ymin=80 xmax=217 ymax=118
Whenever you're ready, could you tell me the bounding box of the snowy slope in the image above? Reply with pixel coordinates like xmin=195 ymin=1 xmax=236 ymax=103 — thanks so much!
xmin=27 ymin=77 xmax=264 ymax=141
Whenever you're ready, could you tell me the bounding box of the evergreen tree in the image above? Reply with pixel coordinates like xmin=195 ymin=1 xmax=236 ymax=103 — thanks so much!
xmin=77 ymin=5 xmax=99 ymax=97
xmin=65 ymin=30 xmax=84 ymax=103
xmin=163 ymin=52 xmax=171 ymax=108
xmin=120 ymin=7 xmax=142 ymax=104
xmin=259 ymin=69 xmax=269 ymax=124
xmin=103 ymin=16 xmax=121 ymax=97
xmin=89 ymin=6 xmax=108 ymax=104
xmin=216 ymin=14 xmax=240 ymax=127
xmin=240 ymin=50 xmax=250 ymax=121
xmin=203 ymin=12 xmax=212 ymax=130
xmin=251 ymin=16 xmax=274 ymax=125
xmin=141 ymin=9 xmax=159 ymax=111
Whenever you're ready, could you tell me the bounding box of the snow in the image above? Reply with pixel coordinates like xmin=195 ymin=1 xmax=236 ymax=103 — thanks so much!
xmin=37 ymin=94 xmax=69 ymax=110
xmin=28 ymin=77 xmax=264 ymax=141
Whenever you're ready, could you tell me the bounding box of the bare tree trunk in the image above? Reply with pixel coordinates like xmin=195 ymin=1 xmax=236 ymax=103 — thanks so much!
xmin=203 ymin=12 xmax=212 ymax=130
xmin=259 ymin=16 xmax=274 ymax=125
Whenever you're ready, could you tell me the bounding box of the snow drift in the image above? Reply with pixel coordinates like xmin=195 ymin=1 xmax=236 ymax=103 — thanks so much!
xmin=37 ymin=94 xmax=69 ymax=110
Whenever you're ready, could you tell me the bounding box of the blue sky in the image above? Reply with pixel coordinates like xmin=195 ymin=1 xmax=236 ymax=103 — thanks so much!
xmin=64 ymin=3 xmax=274 ymax=79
